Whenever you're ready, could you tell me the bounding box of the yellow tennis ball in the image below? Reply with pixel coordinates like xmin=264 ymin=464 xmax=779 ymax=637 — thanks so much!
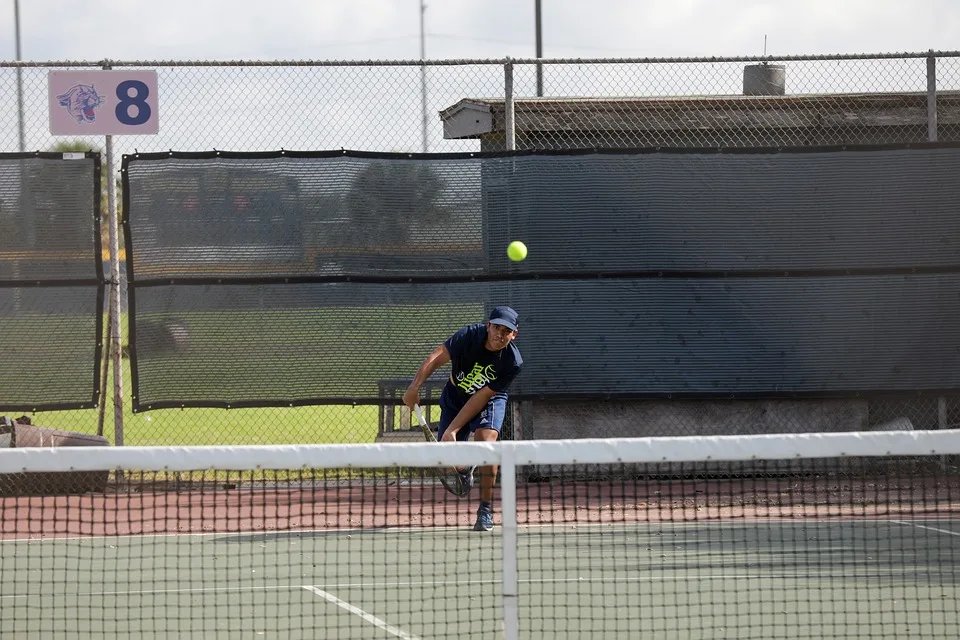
xmin=507 ymin=240 xmax=527 ymax=262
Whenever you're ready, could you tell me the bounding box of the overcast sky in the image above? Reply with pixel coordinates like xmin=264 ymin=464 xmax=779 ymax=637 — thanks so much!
xmin=1 ymin=0 xmax=957 ymax=155
xmin=2 ymin=0 xmax=956 ymax=61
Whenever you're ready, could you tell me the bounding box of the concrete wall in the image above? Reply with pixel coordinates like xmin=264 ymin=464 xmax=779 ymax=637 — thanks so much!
xmin=517 ymin=398 xmax=873 ymax=440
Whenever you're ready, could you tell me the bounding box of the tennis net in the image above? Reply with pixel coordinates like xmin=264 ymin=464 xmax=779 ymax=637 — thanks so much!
xmin=1 ymin=429 xmax=959 ymax=639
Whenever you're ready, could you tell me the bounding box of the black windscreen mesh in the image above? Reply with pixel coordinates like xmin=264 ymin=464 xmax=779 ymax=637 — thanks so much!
xmin=489 ymin=146 xmax=960 ymax=273
xmin=130 ymin=283 xmax=486 ymax=408
xmin=0 ymin=287 xmax=101 ymax=409
xmin=0 ymin=154 xmax=100 ymax=280
xmin=516 ymin=275 xmax=960 ymax=395
xmin=123 ymin=152 xmax=484 ymax=279
xmin=0 ymin=153 xmax=102 ymax=411
xmin=125 ymin=148 xmax=960 ymax=279
xmin=123 ymin=146 xmax=960 ymax=408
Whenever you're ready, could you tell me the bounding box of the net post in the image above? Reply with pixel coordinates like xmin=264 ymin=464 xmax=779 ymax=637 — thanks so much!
xmin=500 ymin=440 xmax=520 ymax=640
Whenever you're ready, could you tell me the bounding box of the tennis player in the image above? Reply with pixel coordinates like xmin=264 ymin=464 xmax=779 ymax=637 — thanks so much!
xmin=402 ymin=306 xmax=523 ymax=532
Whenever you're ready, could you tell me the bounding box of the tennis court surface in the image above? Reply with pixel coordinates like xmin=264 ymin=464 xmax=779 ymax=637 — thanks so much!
xmin=1 ymin=430 xmax=959 ymax=639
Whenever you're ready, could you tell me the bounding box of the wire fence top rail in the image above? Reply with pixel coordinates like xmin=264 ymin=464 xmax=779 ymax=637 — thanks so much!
xmin=3 ymin=50 xmax=960 ymax=68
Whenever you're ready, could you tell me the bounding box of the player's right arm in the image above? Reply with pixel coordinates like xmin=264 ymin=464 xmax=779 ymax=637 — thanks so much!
xmin=403 ymin=345 xmax=450 ymax=410
xmin=440 ymin=386 xmax=497 ymax=441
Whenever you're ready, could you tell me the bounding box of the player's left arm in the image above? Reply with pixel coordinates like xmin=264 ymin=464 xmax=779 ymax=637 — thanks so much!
xmin=441 ymin=386 xmax=497 ymax=441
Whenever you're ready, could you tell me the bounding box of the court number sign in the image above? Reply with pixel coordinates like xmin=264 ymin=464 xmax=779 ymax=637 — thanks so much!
xmin=49 ymin=70 xmax=159 ymax=135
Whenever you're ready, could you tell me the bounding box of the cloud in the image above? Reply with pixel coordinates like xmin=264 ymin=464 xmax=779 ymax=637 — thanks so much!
xmin=2 ymin=0 xmax=957 ymax=61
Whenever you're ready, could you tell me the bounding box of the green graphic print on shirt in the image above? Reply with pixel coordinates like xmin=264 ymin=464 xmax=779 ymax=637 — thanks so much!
xmin=455 ymin=363 xmax=498 ymax=395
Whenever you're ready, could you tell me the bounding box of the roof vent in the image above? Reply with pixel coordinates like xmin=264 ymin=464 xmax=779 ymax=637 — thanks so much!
xmin=743 ymin=63 xmax=786 ymax=96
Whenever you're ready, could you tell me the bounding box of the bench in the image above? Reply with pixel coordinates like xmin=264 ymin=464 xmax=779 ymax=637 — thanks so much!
xmin=376 ymin=377 xmax=447 ymax=443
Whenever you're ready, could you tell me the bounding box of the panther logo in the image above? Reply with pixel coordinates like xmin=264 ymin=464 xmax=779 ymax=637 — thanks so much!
xmin=56 ymin=84 xmax=105 ymax=124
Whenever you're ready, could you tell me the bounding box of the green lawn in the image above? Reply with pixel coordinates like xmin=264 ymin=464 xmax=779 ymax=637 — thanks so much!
xmin=132 ymin=304 xmax=478 ymax=405
xmin=16 ymin=303 xmax=485 ymax=447
xmin=33 ymin=357 xmax=382 ymax=446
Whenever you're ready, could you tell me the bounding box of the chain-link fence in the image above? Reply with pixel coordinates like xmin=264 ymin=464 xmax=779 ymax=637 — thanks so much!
xmin=4 ymin=53 xmax=960 ymax=158
xmin=2 ymin=51 xmax=959 ymax=445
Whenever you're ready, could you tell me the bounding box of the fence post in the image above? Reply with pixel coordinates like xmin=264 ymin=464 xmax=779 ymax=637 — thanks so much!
xmin=929 ymin=51 xmax=941 ymax=446
xmin=927 ymin=50 xmax=938 ymax=142
xmin=419 ymin=2 xmax=428 ymax=153
xmin=103 ymin=61 xmax=124 ymax=446
xmin=505 ymin=59 xmax=516 ymax=151
xmin=14 ymin=1 xmax=24 ymax=154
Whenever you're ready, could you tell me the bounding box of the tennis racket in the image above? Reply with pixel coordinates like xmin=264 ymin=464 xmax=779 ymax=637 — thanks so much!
xmin=413 ymin=404 xmax=464 ymax=497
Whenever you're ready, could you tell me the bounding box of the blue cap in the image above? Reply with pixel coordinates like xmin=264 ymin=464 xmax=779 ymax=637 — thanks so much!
xmin=488 ymin=306 xmax=519 ymax=331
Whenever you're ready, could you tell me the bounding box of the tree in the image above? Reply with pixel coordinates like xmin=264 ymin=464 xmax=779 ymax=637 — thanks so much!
xmin=345 ymin=161 xmax=447 ymax=246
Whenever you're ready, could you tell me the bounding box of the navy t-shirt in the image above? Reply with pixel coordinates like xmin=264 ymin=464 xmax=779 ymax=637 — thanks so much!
xmin=442 ymin=323 xmax=523 ymax=408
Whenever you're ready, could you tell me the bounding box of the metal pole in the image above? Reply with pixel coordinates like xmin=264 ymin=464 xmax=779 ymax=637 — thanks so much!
xmin=105 ymin=133 xmax=124 ymax=446
xmin=535 ymin=0 xmax=543 ymax=97
xmin=500 ymin=443 xmax=519 ymax=640
xmin=13 ymin=0 xmax=24 ymax=313
xmin=101 ymin=60 xmax=124 ymax=446
xmin=927 ymin=49 xmax=938 ymax=142
xmin=14 ymin=0 xmax=24 ymax=152
xmin=505 ymin=60 xmax=515 ymax=151
xmin=419 ymin=0 xmax=429 ymax=152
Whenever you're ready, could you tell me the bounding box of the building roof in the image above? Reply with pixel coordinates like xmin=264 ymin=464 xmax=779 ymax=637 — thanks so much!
xmin=439 ymin=92 xmax=960 ymax=139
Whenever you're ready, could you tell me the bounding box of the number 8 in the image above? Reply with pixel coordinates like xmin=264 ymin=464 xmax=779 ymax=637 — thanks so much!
xmin=115 ymin=80 xmax=152 ymax=126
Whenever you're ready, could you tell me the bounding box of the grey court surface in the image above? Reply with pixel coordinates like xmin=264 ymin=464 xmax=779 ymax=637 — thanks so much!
xmin=1 ymin=518 xmax=959 ymax=640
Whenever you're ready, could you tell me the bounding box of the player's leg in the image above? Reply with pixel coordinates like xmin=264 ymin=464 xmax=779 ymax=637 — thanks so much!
xmin=436 ymin=398 xmax=474 ymax=497
xmin=470 ymin=396 xmax=506 ymax=532
xmin=436 ymin=394 xmax=472 ymax=443
xmin=472 ymin=426 xmax=499 ymax=530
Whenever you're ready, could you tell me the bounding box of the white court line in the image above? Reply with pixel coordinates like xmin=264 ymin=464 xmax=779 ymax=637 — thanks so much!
xmin=0 ymin=569 xmax=925 ymax=601
xmin=302 ymin=586 xmax=419 ymax=640
xmin=891 ymin=520 xmax=960 ymax=537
